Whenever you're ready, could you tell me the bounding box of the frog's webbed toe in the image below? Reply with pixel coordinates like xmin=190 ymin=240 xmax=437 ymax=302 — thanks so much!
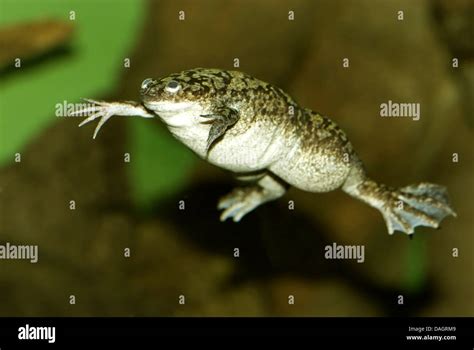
xmin=385 ymin=183 xmax=457 ymax=235
xmin=346 ymin=179 xmax=456 ymax=235
xmin=218 ymin=187 xmax=263 ymax=222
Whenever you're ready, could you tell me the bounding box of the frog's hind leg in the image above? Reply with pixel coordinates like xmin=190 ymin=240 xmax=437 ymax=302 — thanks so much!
xmin=218 ymin=171 xmax=288 ymax=222
xmin=342 ymin=161 xmax=456 ymax=235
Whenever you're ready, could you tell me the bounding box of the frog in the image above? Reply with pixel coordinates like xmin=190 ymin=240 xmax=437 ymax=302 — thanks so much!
xmin=72 ymin=68 xmax=456 ymax=235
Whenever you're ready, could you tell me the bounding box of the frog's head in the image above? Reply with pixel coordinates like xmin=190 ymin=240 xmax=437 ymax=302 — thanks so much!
xmin=140 ymin=68 xmax=230 ymax=128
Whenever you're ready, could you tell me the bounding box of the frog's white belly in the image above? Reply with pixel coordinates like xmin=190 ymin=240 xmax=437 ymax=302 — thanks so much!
xmin=168 ymin=121 xmax=283 ymax=173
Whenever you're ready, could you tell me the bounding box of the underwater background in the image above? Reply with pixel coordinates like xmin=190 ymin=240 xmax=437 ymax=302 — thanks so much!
xmin=0 ymin=0 xmax=472 ymax=316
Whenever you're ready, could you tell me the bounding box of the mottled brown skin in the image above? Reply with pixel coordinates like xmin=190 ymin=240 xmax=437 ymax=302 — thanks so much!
xmin=77 ymin=68 xmax=456 ymax=235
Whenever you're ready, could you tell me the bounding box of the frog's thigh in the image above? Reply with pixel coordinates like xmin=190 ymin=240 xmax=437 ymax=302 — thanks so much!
xmin=271 ymin=152 xmax=350 ymax=193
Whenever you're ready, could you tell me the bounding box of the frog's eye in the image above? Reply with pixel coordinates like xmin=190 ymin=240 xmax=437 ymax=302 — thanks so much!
xmin=141 ymin=78 xmax=155 ymax=90
xmin=165 ymin=80 xmax=181 ymax=93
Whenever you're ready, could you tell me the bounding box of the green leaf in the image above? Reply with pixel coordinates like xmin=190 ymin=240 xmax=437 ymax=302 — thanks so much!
xmin=0 ymin=0 xmax=145 ymax=165
xmin=128 ymin=120 xmax=196 ymax=210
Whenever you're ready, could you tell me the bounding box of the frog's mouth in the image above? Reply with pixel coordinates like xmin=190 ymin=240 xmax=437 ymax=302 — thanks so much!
xmin=143 ymin=100 xmax=206 ymax=128
xmin=143 ymin=100 xmax=198 ymax=114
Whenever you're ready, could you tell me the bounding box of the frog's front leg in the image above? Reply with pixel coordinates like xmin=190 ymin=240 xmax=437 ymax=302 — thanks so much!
xmin=218 ymin=172 xmax=287 ymax=222
xmin=71 ymin=99 xmax=155 ymax=139
xmin=200 ymin=106 xmax=239 ymax=152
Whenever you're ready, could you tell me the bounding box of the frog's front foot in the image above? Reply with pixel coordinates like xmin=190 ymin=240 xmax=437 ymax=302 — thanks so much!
xmin=70 ymin=99 xmax=154 ymax=139
xmin=69 ymin=99 xmax=115 ymax=138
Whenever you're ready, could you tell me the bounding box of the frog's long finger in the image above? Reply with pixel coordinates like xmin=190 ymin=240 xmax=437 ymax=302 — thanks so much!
xmin=69 ymin=106 xmax=102 ymax=116
xmin=78 ymin=111 xmax=104 ymax=127
xmin=92 ymin=114 xmax=113 ymax=139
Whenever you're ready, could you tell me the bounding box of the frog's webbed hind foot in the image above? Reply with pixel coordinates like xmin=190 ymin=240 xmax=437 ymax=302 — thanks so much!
xmin=345 ymin=180 xmax=456 ymax=235
xmin=384 ymin=183 xmax=457 ymax=234
xmin=218 ymin=173 xmax=287 ymax=222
